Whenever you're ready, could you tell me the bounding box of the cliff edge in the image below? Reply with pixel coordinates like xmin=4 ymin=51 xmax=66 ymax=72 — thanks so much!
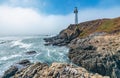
xmin=44 ymin=17 xmax=120 ymax=78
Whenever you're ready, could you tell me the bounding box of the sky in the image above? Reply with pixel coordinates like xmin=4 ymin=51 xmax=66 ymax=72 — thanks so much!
xmin=0 ymin=0 xmax=120 ymax=35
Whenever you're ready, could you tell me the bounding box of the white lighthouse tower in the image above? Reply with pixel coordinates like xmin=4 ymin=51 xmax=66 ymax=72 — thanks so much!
xmin=74 ymin=7 xmax=78 ymax=25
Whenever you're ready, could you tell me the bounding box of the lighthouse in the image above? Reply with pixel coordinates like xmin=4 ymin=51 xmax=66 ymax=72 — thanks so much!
xmin=74 ymin=7 xmax=78 ymax=25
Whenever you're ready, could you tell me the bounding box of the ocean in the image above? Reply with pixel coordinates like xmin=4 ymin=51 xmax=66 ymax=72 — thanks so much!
xmin=0 ymin=35 xmax=69 ymax=75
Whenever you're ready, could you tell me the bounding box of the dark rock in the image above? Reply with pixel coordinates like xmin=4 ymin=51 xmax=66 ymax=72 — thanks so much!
xmin=2 ymin=59 xmax=32 ymax=78
xmin=25 ymin=51 xmax=37 ymax=55
xmin=44 ymin=28 xmax=81 ymax=46
xmin=53 ymin=72 xmax=60 ymax=78
xmin=2 ymin=66 xmax=18 ymax=78
xmin=0 ymin=41 xmax=6 ymax=44
xmin=111 ymin=67 xmax=120 ymax=78
xmin=48 ymin=70 xmax=54 ymax=76
xmin=69 ymin=28 xmax=81 ymax=41
xmin=117 ymin=50 xmax=120 ymax=53
xmin=17 ymin=59 xmax=31 ymax=66
xmin=83 ymin=45 xmax=96 ymax=50
xmin=44 ymin=42 xmax=51 ymax=46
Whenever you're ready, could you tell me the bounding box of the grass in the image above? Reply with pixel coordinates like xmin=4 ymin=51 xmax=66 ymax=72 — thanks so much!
xmin=96 ymin=20 xmax=115 ymax=33
xmin=77 ymin=17 xmax=120 ymax=38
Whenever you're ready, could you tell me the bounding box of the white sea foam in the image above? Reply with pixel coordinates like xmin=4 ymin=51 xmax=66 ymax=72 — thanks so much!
xmin=11 ymin=40 xmax=31 ymax=49
xmin=47 ymin=49 xmax=50 ymax=57
xmin=0 ymin=54 xmax=21 ymax=61
xmin=0 ymin=36 xmax=69 ymax=76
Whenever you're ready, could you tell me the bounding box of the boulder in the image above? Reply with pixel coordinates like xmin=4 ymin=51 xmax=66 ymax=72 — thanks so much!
xmin=17 ymin=59 xmax=31 ymax=66
xmin=25 ymin=51 xmax=37 ymax=55
xmin=2 ymin=66 xmax=18 ymax=78
xmin=2 ymin=59 xmax=31 ymax=78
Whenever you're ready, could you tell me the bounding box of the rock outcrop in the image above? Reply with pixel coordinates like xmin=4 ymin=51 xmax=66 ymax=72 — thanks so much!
xmin=2 ymin=59 xmax=32 ymax=78
xmin=2 ymin=66 xmax=18 ymax=78
xmin=25 ymin=51 xmax=37 ymax=55
xmin=44 ymin=17 xmax=120 ymax=46
xmin=3 ymin=61 xmax=109 ymax=78
xmin=68 ymin=33 xmax=120 ymax=77
xmin=44 ymin=17 xmax=120 ymax=78
xmin=44 ymin=24 xmax=81 ymax=46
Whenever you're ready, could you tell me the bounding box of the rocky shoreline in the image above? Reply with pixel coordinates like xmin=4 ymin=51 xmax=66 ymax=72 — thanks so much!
xmin=43 ymin=17 xmax=120 ymax=78
xmin=2 ymin=17 xmax=120 ymax=78
xmin=44 ymin=34 xmax=120 ymax=78
xmin=68 ymin=33 xmax=120 ymax=77
xmin=2 ymin=59 xmax=109 ymax=78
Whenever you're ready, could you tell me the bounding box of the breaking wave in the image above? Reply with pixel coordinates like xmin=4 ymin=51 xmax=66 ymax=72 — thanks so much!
xmin=0 ymin=35 xmax=69 ymax=75
xmin=0 ymin=54 xmax=22 ymax=61
xmin=10 ymin=40 xmax=32 ymax=49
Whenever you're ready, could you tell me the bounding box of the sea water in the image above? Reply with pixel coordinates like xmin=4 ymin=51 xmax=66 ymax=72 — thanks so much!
xmin=0 ymin=35 xmax=69 ymax=75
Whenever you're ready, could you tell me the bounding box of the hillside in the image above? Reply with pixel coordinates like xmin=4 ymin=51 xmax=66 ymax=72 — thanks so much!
xmin=44 ymin=17 xmax=120 ymax=46
xmin=44 ymin=17 xmax=120 ymax=78
xmin=61 ymin=17 xmax=120 ymax=38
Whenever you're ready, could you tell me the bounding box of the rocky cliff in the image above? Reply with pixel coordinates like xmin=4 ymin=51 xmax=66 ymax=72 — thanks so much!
xmin=44 ymin=17 xmax=120 ymax=46
xmin=44 ymin=17 xmax=120 ymax=78
xmin=68 ymin=33 xmax=120 ymax=78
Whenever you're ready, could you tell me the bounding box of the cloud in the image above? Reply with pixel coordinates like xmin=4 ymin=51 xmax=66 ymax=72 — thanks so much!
xmin=0 ymin=6 xmax=73 ymax=35
xmin=0 ymin=5 xmax=120 ymax=35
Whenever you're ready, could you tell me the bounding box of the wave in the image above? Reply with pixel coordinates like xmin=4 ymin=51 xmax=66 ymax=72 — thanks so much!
xmin=47 ymin=49 xmax=50 ymax=57
xmin=11 ymin=40 xmax=32 ymax=49
xmin=0 ymin=54 xmax=21 ymax=61
xmin=0 ymin=40 xmax=12 ymax=44
xmin=0 ymin=41 xmax=6 ymax=44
